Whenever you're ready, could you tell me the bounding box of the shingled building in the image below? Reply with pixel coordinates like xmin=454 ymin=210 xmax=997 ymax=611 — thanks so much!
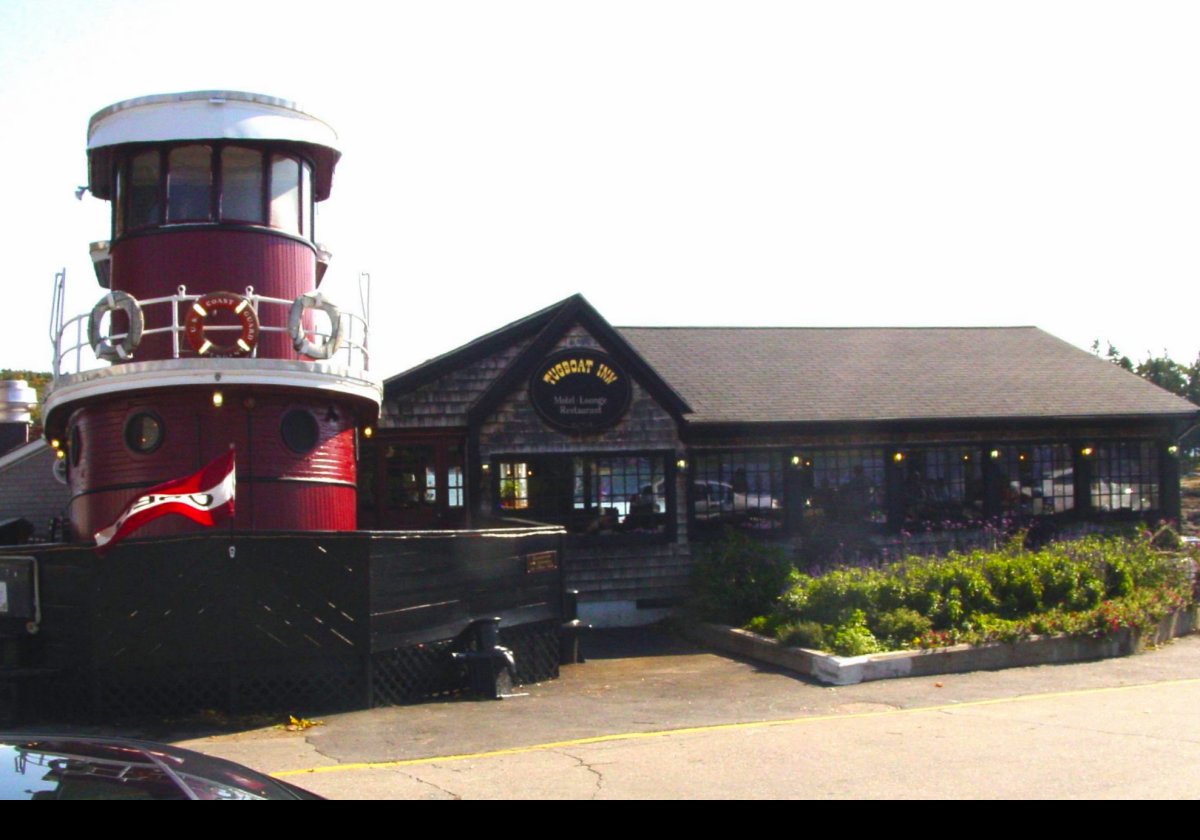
xmin=372 ymin=295 xmax=1198 ymax=626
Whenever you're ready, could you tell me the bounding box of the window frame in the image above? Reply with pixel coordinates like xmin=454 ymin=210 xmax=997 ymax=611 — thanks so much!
xmin=795 ymin=446 xmax=887 ymax=532
xmin=280 ymin=408 xmax=321 ymax=455
xmin=111 ymin=142 xmax=316 ymax=243
xmin=687 ymin=448 xmax=789 ymax=539
xmin=123 ymin=411 xmax=166 ymax=455
xmin=1088 ymin=440 xmax=1162 ymax=516
xmin=165 ymin=144 xmax=215 ymax=224
xmin=491 ymin=451 xmax=676 ymax=542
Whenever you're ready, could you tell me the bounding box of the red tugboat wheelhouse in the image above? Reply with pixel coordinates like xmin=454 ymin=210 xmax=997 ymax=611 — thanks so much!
xmin=44 ymin=91 xmax=381 ymax=538
xmin=0 ymin=92 xmax=568 ymax=723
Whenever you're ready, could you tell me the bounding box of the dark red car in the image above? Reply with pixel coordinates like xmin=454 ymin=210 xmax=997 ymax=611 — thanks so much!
xmin=0 ymin=735 xmax=322 ymax=800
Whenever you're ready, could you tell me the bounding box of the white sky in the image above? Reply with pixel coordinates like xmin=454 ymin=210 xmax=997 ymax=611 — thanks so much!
xmin=3 ymin=0 xmax=1198 ymax=379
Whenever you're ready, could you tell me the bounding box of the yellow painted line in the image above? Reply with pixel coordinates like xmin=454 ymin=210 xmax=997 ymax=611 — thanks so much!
xmin=273 ymin=677 xmax=1200 ymax=778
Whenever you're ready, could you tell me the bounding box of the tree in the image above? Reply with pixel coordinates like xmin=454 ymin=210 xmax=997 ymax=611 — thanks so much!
xmin=1136 ymin=354 xmax=1188 ymax=396
xmin=1092 ymin=343 xmax=1200 ymax=406
xmin=1091 ymin=340 xmax=1133 ymax=371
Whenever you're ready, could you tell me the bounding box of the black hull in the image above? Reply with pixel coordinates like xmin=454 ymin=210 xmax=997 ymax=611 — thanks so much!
xmin=0 ymin=525 xmax=570 ymax=721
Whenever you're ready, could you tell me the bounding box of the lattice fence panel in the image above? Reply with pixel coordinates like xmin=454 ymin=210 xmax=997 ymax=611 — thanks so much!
xmin=370 ymin=639 xmax=463 ymax=706
xmin=501 ymin=621 xmax=561 ymax=685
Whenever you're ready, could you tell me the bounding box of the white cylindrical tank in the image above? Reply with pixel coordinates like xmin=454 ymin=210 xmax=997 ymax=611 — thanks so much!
xmin=0 ymin=380 xmax=37 ymax=424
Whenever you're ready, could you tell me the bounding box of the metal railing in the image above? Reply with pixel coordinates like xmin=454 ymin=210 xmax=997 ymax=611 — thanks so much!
xmin=52 ymin=283 xmax=370 ymax=380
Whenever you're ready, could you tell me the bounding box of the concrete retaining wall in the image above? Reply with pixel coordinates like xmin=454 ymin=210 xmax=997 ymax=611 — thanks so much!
xmin=685 ymin=606 xmax=1199 ymax=686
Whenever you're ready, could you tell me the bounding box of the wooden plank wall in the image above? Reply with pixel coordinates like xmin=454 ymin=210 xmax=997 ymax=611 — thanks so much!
xmin=367 ymin=529 xmax=565 ymax=651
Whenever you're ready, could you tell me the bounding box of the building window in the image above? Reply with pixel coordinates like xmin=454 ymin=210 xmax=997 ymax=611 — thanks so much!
xmin=1092 ymin=441 xmax=1159 ymax=512
xmin=895 ymin=446 xmax=984 ymax=527
xmin=800 ymin=447 xmax=885 ymax=526
xmin=995 ymin=444 xmax=1074 ymax=516
xmin=124 ymin=412 xmax=164 ymax=454
xmin=447 ymin=443 xmax=464 ymax=508
xmin=691 ymin=451 xmax=785 ymax=534
xmin=387 ymin=445 xmax=436 ymax=509
xmin=496 ymin=455 xmax=669 ymax=535
xmin=498 ymin=462 xmax=529 ymax=510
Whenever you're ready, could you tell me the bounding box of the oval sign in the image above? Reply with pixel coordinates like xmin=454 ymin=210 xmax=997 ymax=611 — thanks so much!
xmin=530 ymin=350 xmax=633 ymax=432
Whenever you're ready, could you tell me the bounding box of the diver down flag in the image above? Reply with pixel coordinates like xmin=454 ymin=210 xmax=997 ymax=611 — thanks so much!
xmin=94 ymin=449 xmax=236 ymax=549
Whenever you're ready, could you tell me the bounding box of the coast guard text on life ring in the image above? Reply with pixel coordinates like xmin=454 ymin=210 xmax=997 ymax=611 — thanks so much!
xmin=184 ymin=291 xmax=261 ymax=357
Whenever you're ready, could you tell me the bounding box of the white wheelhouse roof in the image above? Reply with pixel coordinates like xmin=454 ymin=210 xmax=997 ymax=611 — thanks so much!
xmin=87 ymin=91 xmax=341 ymax=200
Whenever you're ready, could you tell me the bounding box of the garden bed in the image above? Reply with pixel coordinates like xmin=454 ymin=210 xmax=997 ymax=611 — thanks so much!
xmin=689 ymin=531 xmax=1198 ymax=683
xmin=685 ymin=606 xmax=1199 ymax=685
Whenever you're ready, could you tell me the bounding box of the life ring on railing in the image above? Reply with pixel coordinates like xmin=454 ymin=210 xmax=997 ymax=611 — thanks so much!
xmin=184 ymin=291 xmax=260 ymax=357
xmin=288 ymin=292 xmax=342 ymax=360
xmin=88 ymin=291 xmax=144 ymax=362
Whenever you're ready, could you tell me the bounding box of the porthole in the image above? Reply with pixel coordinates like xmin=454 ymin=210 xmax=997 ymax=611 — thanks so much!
xmin=69 ymin=424 xmax=82 ymax=468
xmin=124 ymin=412 xmax=164 ymax=454
xmin=281 ymin=409 xmax=320 ymax=454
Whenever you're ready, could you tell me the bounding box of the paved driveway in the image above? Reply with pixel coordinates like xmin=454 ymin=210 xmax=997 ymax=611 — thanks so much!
xmin=172 ymin=627 xmax=1200 ymax=798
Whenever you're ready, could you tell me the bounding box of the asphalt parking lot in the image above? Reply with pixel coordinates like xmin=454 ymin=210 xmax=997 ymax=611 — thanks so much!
xmin=163 ymin=625 xmax=1200 ymax=798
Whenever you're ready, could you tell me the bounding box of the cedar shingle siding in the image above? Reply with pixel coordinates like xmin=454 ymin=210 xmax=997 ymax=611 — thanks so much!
xmin=479 ymin=326 xmax=682 ymax=457
xmin=378 ymin=295 xmax=1198 ymax=619
xmin=0 ymin=442 xmax=69 ymax=542
xmin=383 ymin=336 xmax=536 ymax=428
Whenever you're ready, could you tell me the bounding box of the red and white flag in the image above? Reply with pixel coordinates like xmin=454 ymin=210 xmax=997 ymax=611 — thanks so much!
xmin=94 ymin=449 xmax=236 ymax=549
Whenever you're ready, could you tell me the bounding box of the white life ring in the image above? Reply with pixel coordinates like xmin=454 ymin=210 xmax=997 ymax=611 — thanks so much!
xmin=88 ymin=291 xmax=144 ymax=362
xmin=184 ymin=291 xmax=260 ymax=357
xmin=288 ymin=292 xmax=342 ymax=360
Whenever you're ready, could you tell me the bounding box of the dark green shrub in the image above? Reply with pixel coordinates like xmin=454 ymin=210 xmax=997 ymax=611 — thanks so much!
xmin=786 ymin=568 xmax=879 ymax=627
xmin=897 ymin=553 xmax=998 ymax=627
xmin=870 ymin=607 xmax=933 ymax=648
xmin=1105 ymin=556 xmax=1135 ymax=598
xmin=756 ymin=536 xmax=1193 ymax=653
xmin=744 ymin=614 xmax=780 ymax=636
xmin=775 ymin=620 xmax=825 ymax=650
xmin=827 ymin=611 xmax=882 ymax=656
xmin=690 ymin=529 xmax=794 ymax=626
xmin=986 ymin=553 xmax=1046 ymax=616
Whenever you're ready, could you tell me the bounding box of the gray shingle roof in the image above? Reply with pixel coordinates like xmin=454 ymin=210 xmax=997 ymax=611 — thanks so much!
xmin=617 ymin=326 xmax=1198 ymax=425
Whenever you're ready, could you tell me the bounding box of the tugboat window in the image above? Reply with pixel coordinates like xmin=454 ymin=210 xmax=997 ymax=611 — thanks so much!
xmin=269 ymin=154 xmax=300 ymax=234
xmin=281 ymin=409 xmax=320 ymax=454
xmin=167 ymin=145 xmax=213 ymax=222
xmin=115 ymin=145 xmax=315 ymax=240
xmin=124 ymin=412 xmax=164 ymax=454
xmin=220 ymin=146 xmax=265 ymax=223
xmin=127 ymin=150 xmax=161 ymax=230
xmin=300 ymin=161 xmax=313 ymax=238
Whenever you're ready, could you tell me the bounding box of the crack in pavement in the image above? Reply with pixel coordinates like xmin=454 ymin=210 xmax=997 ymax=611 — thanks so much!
xmin=303 ymin=734 xmax=343 ymax=765
xmin=396 ymin=766 xmax=462 ymax=800
xmin=556 ymin=750 xmax=604 ymax=800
